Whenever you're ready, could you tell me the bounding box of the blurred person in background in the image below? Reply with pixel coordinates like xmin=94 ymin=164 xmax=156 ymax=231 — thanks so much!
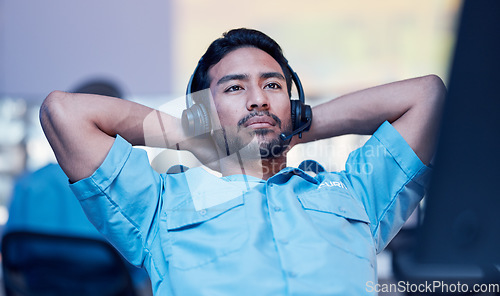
xmin=4 ymin=79 xmax=152 ymax=296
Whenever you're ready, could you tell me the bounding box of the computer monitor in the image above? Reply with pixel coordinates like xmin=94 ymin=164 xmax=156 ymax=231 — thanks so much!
xmin=415 ymin=0 xmax=500 ymax=269
xmin=391 ymin=1 xmax=500 ymax=289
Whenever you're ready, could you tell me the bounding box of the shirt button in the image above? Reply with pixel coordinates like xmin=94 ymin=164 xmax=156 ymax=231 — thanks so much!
xmin=273 ymin=206 xmax=282 ymax=212
xmin=338 ymin=207 xmax=346 ymax=214
xmin=199 ymin=209 xmax=207 ymax=216
xmin=280 ymin=239 xmax=289 ymax=245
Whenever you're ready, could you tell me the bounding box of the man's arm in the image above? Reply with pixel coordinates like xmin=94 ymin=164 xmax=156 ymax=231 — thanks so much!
xmin=296 ymin=74 xmax=446 ymax=165
xmin=39 ymin=91 xmax=187 ymax=182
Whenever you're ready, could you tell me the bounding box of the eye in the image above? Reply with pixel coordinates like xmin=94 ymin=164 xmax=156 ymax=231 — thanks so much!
xmin=224 ymin=85 xmax=244 ymax=93
xmin=265 ymin=82 xmax=282 ymax=90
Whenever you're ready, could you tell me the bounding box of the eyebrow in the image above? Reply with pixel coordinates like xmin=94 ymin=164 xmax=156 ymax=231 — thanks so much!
xmin=261 ymin=72 xmax=285 ymax=81
xmin=216 ymin=74 xmax=249 ymax=85
xmin=216 ymin=72 xmax=285 ymax=86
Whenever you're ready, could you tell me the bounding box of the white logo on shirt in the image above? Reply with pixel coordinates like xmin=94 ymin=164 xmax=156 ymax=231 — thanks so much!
xmin=318 ymin=181 xmax=348 ymax=190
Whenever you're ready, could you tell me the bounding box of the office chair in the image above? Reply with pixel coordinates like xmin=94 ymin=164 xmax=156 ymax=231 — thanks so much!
xmin=1 ymin=231 xmax=137 ymax=296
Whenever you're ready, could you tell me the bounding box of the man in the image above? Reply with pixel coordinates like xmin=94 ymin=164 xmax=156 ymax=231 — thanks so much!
xmin=40 ymin=28 xmax=445 ymax=295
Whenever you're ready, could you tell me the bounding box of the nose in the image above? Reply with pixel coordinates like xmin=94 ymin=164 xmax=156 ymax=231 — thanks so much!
xmin=246 ymin=87 xmax=270 ymax=111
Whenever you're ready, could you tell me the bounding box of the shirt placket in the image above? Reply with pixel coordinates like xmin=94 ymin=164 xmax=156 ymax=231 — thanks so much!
xmin=265 ymin=170 xmax=318 ymax=294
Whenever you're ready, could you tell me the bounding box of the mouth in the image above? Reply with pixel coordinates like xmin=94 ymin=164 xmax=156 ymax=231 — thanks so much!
xmin=244 ymin=116 xmax=276 ymax=129
xmin=238 ymin=111 xmax=282 ymax=131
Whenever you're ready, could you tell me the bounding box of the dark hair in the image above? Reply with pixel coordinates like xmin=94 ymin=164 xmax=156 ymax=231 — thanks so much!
xmin=190 ymin=28 xmax=292 ymax=97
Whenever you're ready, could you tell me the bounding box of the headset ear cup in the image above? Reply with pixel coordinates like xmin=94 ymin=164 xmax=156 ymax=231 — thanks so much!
xmin=181 ymin=103 xmax=211 ymax=136
xmin=289 ymin=100 xmax=312 ymax=133
xmin=196 ymin=103 xmax=211 ymax=134
xmin=290 ymin=100 xmax=299 ymax=130
xmin=303 ymin=104 xmax=312 ymax=131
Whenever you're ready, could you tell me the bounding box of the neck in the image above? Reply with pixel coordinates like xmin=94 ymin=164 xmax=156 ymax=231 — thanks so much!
xmin=218 ymin=152 xmax=287 ymax=180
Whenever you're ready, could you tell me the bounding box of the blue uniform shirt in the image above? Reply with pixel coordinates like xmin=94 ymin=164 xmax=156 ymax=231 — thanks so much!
xmin=70 ymin=121 xmax=431 ymax=295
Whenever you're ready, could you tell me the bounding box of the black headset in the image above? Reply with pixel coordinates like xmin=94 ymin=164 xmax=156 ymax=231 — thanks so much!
xmin=182 ymin=59 xmax=312 ymax=141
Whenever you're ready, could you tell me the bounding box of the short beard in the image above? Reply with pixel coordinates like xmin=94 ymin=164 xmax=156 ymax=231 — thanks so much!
xmin=238 ymin=110 xmax=292 ymax=159
xmin=254 ymin=127 xmax=292 ymax=159
xmin=212 ymin=121 xmax=293 ymax=160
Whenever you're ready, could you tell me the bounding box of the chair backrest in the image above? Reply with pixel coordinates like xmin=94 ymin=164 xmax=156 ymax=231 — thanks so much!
xmin=1 ymin=231 xmax=137 ymax=296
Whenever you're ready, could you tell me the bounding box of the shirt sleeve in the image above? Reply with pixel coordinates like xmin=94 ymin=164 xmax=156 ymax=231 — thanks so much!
xmin=343 ymin=121 xmax=432 ymax=253
xmin=69 ymin=135 xmax=163 ymax=266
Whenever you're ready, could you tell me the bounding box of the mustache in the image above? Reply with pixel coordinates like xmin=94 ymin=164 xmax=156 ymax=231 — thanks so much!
xmin=237 ymin=111 xmax=282 ymax=130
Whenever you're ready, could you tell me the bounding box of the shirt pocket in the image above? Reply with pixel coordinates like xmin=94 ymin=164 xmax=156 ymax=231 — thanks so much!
xmin=297 ymin=190 xmax=375 ymax=262
xmin=165 ymin=193 xmax=248 ymax=270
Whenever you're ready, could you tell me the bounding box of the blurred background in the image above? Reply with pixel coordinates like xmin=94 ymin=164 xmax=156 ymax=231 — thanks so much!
xmin=0 ymin=0 xmax=462 ymax=295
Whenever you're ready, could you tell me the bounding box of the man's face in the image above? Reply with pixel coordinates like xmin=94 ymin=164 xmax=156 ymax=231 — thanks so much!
xmin=208 ymin=47 xmax=293 ymax=158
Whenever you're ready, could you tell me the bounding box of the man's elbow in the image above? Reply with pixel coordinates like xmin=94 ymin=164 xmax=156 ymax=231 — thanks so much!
xmin=39 ymin=90 xmax=69 ymax=130
xmin=422 ymin=74 xmax=447 ymax=104
xmin=42 ymin=90 xmax=67 ymax=107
